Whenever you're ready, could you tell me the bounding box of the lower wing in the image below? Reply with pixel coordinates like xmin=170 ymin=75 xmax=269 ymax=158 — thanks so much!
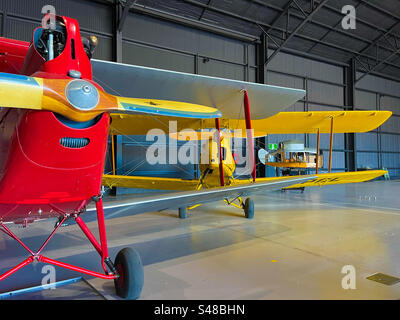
xmin=91 ymin=176 xmax=314 ymax=215
xmin=232 ymin=170 xmax=386 ymax=188
xmin=283 ymin=170 xmax=386 ymax=189
xmin=95 ymin=171 xmax=386 ymax=217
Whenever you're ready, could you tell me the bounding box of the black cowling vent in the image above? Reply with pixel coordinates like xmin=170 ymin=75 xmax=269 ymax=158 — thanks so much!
xmin=60 ymin=137 xmax=90 ymax=148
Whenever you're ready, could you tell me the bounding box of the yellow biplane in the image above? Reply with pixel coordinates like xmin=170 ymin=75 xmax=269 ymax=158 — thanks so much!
xmin=102 ymin=88 xmax=391 ymax=219
xmin=93 ymin=58 xmax=390 ymax=221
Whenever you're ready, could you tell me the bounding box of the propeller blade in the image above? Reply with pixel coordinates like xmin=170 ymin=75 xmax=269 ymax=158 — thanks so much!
xmin=0 ymin=73 xmax=44 ymax=111
xmin=111 ymin=96 xmax=222 ymax=119
xmin=0 ymin=73 xmax=222 ymax=122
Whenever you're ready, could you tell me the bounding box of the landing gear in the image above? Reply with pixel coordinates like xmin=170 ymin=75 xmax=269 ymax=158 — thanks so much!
xmin=223 ymin=196 xmax=254 ymax=219
xmin=178 ymin=207 xmax=187 ymax=219
xmin=243 ymin=198 xmax=254 ymax=219
xmin=0 ymin=196 xmax=144 ymax=300
xmin=114 ymin=247 xmax=144 ymax=300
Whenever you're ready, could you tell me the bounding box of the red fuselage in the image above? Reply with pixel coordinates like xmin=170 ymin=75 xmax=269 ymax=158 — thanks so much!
xmin=0 ymin=16 xmax=110 ymax=224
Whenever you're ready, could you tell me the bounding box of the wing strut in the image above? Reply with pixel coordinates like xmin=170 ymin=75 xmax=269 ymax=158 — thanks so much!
xmin=316 ymin=128 xmax=320 ymax=174
xmin=244 ymin=90 xmax=256 ymax=182
xmin=111 ymin=134 xmax=116 ymax=176
xmin=215 ymin=118 xmax=225 ymax=187
xmin=328 ymin=117 xmax=334 ymax=173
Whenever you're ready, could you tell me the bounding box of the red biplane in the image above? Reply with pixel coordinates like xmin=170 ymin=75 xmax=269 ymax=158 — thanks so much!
xmin=0 ymin=14 xmax=388 ymax=299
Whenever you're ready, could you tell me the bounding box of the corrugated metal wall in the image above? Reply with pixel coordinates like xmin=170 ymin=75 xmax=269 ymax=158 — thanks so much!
xmin=0 ymin=0 xmax=114 ymax=60
xmin=265 ymin=50 xmax=347 ymax=173
xmin=1 ymin=0 xmax=399 ymax=185
xmin=121 ymin=13 xmax=257 ymax=80
xmin=356 ymin=74 xmax=400 ymax=178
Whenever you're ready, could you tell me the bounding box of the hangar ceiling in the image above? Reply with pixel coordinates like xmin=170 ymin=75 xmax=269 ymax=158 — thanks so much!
xmin=101 ymin=0 xmax=400 ymax=82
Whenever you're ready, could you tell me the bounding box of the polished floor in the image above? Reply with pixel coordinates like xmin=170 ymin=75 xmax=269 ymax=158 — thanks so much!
xmin=1 ymin=180 xmax=400 ymax=299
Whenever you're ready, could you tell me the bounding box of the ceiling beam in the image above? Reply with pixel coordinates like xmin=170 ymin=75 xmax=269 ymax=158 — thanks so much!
xmin=198 ymin=0 xmax=212 ymax=21
xmin=305 ymin=1 xmax=363 ymax=54
xmin=183 ymin=0 xmax=400 ymax=71
xmin=265 ymin=0 xmax=329 ymax=64
xmin=355 ymin=20 xmax=400 ymax=60
xmin=252 ymin=0 xmax=400 ymax=59
xmin=357 ymin=47 xmax=400 ymax=83
xmin=265 ymin=0 xmax=296 ymax=33
xmin=359 ymin=0 xmax=400 ymax=26
xmin=98 ymin=0 xmax=400 ymax=82
xmin=117 ymin=0 xmax=136 ymax=32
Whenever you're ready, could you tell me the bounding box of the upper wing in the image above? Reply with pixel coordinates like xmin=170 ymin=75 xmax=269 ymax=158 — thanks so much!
xmin=92 ymin=59 xmax=306 ymax=120
xmin=90 ymin=176 xmax=314 ymax=215
xmin=108 ymin=110 xmax=391 ymax=137
xmin=249 ymin=110 xmax=393 ymax=134
xmin=191 ymin=110 xmax=392 ymax=138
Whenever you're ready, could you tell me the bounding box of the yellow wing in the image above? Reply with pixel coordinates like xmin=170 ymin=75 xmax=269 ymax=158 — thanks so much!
xmin=110 ymin=110 xmax=392 ymax=138
xmin=103 ymin=170 xmax=386 ymax=191
xmin=251 ymin=110 xmax=392 ymax=134
xmin=0 ymin=73 xmax=44 ymax=110
xmin=115 ymin=97 xmax=222 ymax=119
xmin=102 ymin=174 xmax=199 ymax=191
xmin=232 ymin=170 xmax=386 ymax=188
xmin=284 ymin=170 xmax=387 ymax=189
xmin=199 ymin=110 xmax=392 ymax=136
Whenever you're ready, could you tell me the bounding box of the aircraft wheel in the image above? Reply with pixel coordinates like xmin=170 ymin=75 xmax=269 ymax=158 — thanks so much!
xmin=114 ymin=247 xmax=144 ymax=300
xmin=244 ymin=198 xmax=254 ymax=219
xmin=179 ymin=207 xmax=187 ymax=219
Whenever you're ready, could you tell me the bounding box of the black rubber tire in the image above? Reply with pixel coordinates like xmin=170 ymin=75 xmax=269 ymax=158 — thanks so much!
xmin=244 ymin=198 xmax=254 ymax=219
xmin=179 ymin=207 xmax=187 ymax=219
xmin=114 ymin=247 xmax=144 ymax=300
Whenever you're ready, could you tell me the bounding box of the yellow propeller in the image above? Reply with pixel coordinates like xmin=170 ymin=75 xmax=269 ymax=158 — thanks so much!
xmin=0 ymin=72 xmax=222 ymax=122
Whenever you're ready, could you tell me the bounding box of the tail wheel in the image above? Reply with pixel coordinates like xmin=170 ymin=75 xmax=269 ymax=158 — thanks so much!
xmin=243 ymin=198 xmax=254 ymax=219
xmin=179 ymin=207 xmax=187 ymax=219
xmin=114 ymin=247 xmax=144 ymax=299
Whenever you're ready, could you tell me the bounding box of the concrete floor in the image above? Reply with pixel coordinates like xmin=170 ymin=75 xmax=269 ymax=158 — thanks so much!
xmin=1 ymin=180 xmax=400 ymax=299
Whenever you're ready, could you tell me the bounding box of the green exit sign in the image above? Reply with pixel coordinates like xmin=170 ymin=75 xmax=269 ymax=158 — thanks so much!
xmin=269 ymin=143 xmax=278 ymax=150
